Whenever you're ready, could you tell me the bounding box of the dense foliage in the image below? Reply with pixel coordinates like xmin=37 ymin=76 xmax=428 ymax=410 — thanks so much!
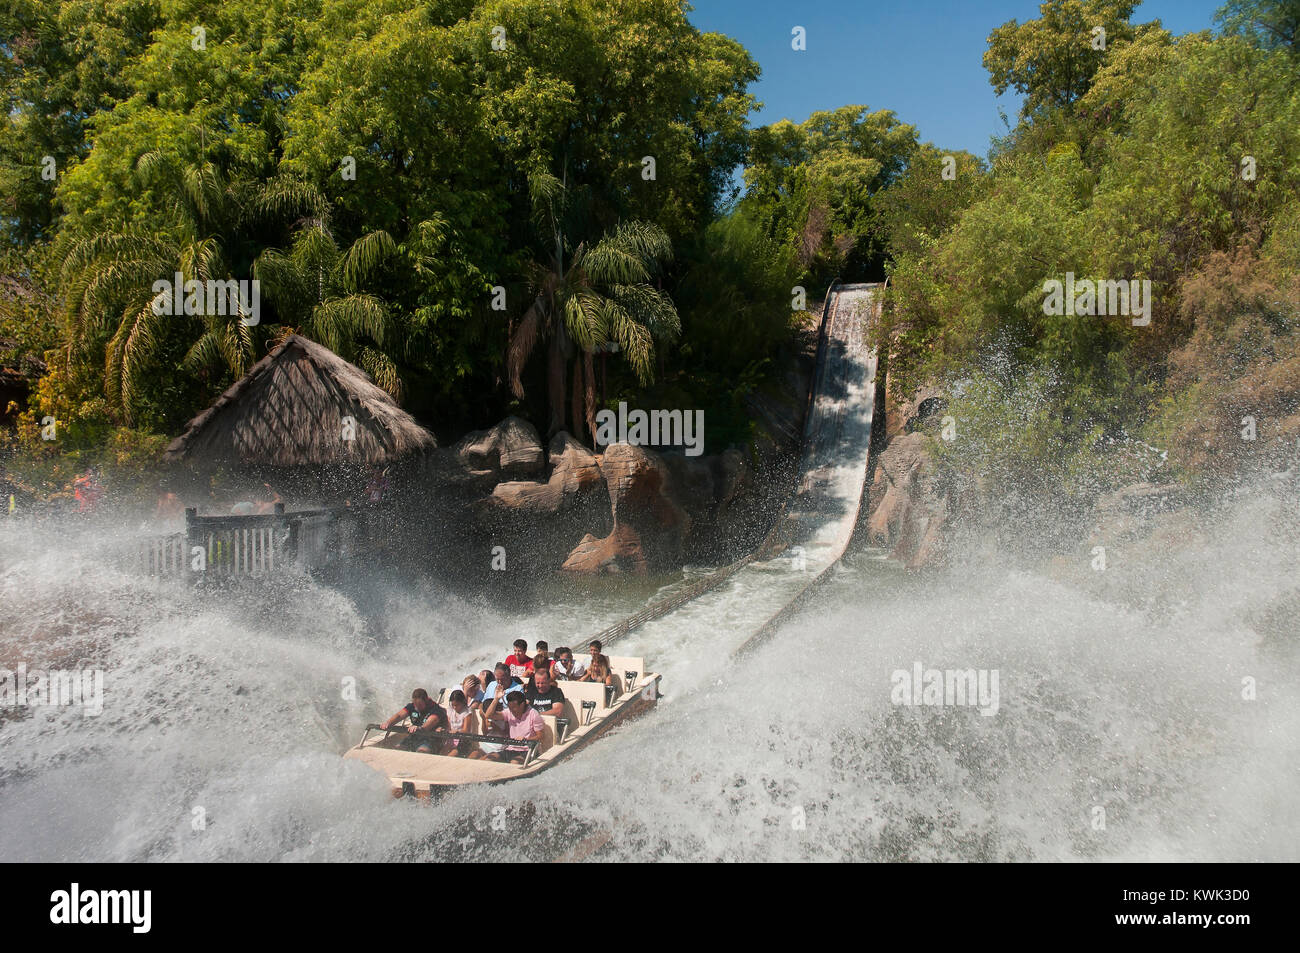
xmin=4 ymin=0 xmax=1297 ymax=503
xmin=2 ymin=0 xmax=781 ymax=452
xmin=884 ymin=0 xmax=1300 ymax=496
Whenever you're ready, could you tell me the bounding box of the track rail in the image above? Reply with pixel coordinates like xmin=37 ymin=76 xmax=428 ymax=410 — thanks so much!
xmin=591 ymin=283 xmax=881 ymax=656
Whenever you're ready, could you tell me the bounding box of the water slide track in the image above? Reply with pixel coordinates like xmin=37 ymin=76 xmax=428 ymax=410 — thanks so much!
xmin=591 ymin=282 xmax=881 ymax=659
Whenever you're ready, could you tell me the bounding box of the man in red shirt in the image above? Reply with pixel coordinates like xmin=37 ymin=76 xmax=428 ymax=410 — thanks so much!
xmin=505 ymin=639 xmax=533 ymax=679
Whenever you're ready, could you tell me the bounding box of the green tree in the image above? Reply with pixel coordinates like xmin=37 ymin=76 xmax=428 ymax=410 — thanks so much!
xmin=984 ymin=0 xmax=1139 ymax=118
xmin=1217 ymin=0 xmax=1300 ymax=52
xmin=0 ymin=0 xmax=161 ymax=245
xmin=59 ymin=150 xmax=318 ymax=423
xmin=742 ymin=106 xmax=918 ymax=285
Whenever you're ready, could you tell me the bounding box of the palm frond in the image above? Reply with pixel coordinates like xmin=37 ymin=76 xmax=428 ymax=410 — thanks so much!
xmin=563 ymin=288 xmax=604 ymax=352
xmin=577 ymin=239 xmax=651 ymax=287
xmin=180 ymin=237 xmax=227 ymax=285
xmin=249 ymin=177 xmax=328 ymax=223
xmin=182 ymin=330 xmax=226 ymax=373
xmin=602 ymin=300 xmax=656 ymax=384
xmin=253 ymin=248 xmax=310 ymax=319
xmin=342 ymin=230 xmax=396 ymax=290
xmin=607 ymin=283 xmax=681 ymax=343
xmin=507 ymin=298 xmax=544 ymax=399
xmin=114 ymin=296 xmax=169 ymax=420
xmin=181 ymin=160 xmax=224 ymax=228
xmin=358 ymin=346 xmax=403 ymax=400
xmin=329 ymin=294 xmax=390 ymax=346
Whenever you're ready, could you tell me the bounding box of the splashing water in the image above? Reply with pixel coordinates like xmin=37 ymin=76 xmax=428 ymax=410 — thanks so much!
xmin=0 ymin=481 xmax=1296 ymax=862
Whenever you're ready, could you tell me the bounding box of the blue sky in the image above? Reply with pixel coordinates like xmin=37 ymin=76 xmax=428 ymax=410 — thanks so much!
xmin=686 ymin=0 xmax=1227 ymax=159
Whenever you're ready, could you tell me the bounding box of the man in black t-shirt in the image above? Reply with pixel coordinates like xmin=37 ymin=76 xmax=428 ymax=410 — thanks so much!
xmin=524 ymin=667 xmax=566 ymax=718
xmin=380 ymin=688 xmax=446 ymax=753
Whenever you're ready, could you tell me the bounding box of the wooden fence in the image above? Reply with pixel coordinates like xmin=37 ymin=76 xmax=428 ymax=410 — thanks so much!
xmin=135 ymin=503 xmax=349 ymax=579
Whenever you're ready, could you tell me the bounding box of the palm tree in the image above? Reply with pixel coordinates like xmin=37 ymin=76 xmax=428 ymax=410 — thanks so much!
xmin=507 ymin=173 xmax=680 ymax=441
xmin=251 ymin=221 xmax=403 ymax=396
xmin=61 ymin=149 xmax=321 ymax=420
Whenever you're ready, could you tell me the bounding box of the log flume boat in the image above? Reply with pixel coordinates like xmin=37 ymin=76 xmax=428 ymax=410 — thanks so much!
xmin=345 ymin=656 xmax=660 ymax=796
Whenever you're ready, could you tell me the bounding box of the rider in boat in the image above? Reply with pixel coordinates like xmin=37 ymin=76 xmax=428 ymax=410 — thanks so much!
xmin=483 ymin=691 xmax=544 ymax=764
xmin=380 ymin=688 xmax=446 ymax=753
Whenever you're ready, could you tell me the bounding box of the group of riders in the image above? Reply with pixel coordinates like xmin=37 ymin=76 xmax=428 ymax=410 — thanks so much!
xmin=380 ymin=639 xmax=618 ymax=764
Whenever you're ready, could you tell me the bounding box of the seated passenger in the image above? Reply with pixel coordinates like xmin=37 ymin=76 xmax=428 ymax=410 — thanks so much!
xmin=482 ymin=663 xmax=524 ymax=711
xmin=443 ymin=690 xmax=475 ymax=758
xmin=579 ymin=653 xmax=615 ymax=687
xmin=380 ymin=688 xmax=446 ymax=753
xmin=552 ymin=646 xmax=585 ymax=680
xmin=524 ymin=666 xmax=566 ymax=717
xmin=525 ymin=650 xmax=555 ymax=689
xmin=534 ymin=641 xmax=554 ymax=671
xmin=505 ymin=640 xmax=533 ymax=679
xmin=461 ymin=674 xmax=485 ymax=708
xmin=483 ymin=691 xmax=544 ymax=764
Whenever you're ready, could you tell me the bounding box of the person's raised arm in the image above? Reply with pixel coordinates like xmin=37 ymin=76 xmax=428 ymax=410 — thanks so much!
xmin=483 ymin=696 xmax=506 ymax=733
xmin=485 ymin=683 xmax=508 ymax=718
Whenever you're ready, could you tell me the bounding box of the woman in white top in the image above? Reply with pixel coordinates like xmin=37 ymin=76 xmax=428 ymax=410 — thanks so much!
xmin=444 ymin=690 xmax=479 ymax=758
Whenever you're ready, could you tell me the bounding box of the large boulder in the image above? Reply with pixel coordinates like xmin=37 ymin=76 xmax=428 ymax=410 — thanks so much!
xmin=864 ymin=431 xmax=948 ymax=569
xmin=483 ymin=433 xmax=607 ymax=517
xmin=561 ymin=524 xmax=646 ymax=575
xmin=885 ymin=383 xmax=946 ymax=442
xmin=561 ymin=443 xmax=691 ymax=575
xmin=454 ymin=416 xmax=544 ymax=481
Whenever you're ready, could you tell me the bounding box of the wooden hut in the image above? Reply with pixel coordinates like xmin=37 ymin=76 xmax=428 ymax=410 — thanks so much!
xmin=164 ymin=335 xmax=435 ymax=495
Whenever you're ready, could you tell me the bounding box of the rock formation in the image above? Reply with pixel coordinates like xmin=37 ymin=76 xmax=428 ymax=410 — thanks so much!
xmin=862 ymin=384 xmax=951 ymax=569
xmin=561 ymin=443 xmax=690 ymax=575
xmin=454 ymin=416 xmax=545 ymax=481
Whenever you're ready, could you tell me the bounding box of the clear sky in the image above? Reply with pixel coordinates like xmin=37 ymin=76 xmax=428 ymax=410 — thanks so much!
xmin=686 ymin=0 xmax=1228 ymax=159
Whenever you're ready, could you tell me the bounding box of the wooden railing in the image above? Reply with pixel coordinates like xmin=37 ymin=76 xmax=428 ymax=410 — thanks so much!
xmin=137 ymin=532 xmax=187 ymax=576
xmin=134 ymin=503 xmax=349 ymax=579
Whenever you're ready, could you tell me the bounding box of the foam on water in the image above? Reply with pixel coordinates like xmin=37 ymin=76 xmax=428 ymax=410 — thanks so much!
xmin=0 ymin=484 xmax=1296 ymax=861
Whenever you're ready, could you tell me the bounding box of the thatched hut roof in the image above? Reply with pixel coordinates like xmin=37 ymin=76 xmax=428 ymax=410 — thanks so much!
xmin=165 ymin=335 xmax=436 ymax=467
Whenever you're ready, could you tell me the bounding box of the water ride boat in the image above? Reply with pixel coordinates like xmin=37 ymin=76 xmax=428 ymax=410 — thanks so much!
xmin=345 ymin=655 xmax=660 ymax=797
